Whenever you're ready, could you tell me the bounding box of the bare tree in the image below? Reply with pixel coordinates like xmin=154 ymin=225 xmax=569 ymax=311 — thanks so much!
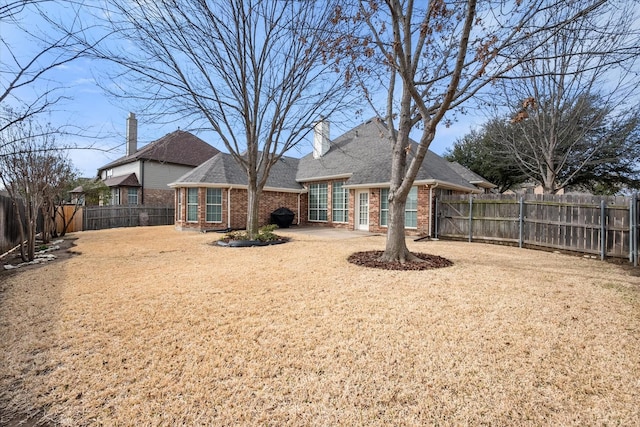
xmin=447 ymin=105 xmax=640 ymax=194
xmin=480 ymin=3 xmax=640 ymax=194
xmin=0 ymin=110 xmax=73 ymax=261
xmin=94 ymin=0 xmax=355 ymax=238
xmin=0 ymin=1 xmax=102 ymax=135
xmin=340 ymin=0 xmax=639 ymax=262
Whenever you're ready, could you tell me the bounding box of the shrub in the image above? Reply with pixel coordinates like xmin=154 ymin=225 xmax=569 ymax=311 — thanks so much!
xmin=220 ymin=224 xmax=281 ymax=242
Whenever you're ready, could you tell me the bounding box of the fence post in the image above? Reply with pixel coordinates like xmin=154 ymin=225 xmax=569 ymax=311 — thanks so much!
xmin=468 ymin=195 xmax=473 ymax=242
xmin=600 ymin=200 xmax=606 ymax=261
xmin=519 ymin=196 xmax=524 ymax=248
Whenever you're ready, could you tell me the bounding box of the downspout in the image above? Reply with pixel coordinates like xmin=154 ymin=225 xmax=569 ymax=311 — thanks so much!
xmin=140 ymin=160 xmax=145 ymax=205
xmin=428 ymin=183 xmax=439 ymax=237
xmin=297 ymin=192 xmax=301 ymax=225
xmin=227 ymin=188 xmax=232 ymax=229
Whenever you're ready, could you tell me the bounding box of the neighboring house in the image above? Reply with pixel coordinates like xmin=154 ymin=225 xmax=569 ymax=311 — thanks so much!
xmin=97 ymin=113 xmax=220 ymax=207
xmin=69 ymin=185 xmax=85 ymax=206
xmin=504 ymin=183 xmax=572 ymax=196
xmin=170 ymin=118 xmax=494 ymax=236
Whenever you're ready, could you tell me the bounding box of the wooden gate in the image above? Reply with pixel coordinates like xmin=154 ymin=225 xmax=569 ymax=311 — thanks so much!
xmin=55 ymin=205 xmax=83 ymax=234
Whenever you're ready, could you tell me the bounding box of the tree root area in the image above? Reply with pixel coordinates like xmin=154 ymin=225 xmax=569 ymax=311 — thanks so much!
xmin=347 ymin=251 xmax=453 ymax=270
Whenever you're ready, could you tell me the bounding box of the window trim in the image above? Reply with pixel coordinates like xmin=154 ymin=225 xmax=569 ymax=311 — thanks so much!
xmin=331 ymin=181 xmax=349 ymax=223
xmin=176 ymin=189 xmax=182 ymax=221
xmin=127 ymin=188 xmax=138 ymax=205
xmin=405 ymin=186 xmax=418 ymax=229
xmin=308 ymin=183 xmax=328 ymax=222
xmin=187 ymin=188 xmax=198 ymax=223
xmin=380 ymin=187 xmax=418 ymax=229
xmin=205 ymin=188 xmax=222 ymax=223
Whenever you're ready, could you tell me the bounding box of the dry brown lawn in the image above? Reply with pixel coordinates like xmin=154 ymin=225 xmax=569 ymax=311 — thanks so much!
xmin=1 ymin=226 xmax=639 ymax=426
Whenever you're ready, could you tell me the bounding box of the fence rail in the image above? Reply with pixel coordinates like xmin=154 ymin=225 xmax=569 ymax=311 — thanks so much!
xmin=436 ymin=193 xmax=639 ymax=265
xmin=83 ymin=206 xmax=175 ymax=231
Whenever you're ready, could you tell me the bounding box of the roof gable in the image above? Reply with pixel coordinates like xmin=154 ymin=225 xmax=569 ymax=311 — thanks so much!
xmin=99 ymin=130 xmax=219 ymax=171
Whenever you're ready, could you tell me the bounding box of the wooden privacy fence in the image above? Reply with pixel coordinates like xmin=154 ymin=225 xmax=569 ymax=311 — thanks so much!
xmin=56 ymin=205 xmax=84 ymax=234
xmin=436 ymin=194 xmax=639 ymax=265
xmin=1 ymin=193 xmax=25 ymax=254
xmin=83 ymin=206 xmax=175 ymax=231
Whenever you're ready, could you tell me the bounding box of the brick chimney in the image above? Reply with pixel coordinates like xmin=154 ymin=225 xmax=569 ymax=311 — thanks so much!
xmin=313 ymin=117 xmax=330 ymax=159
xmin=126 ymin=112 xmax=138 ymax=156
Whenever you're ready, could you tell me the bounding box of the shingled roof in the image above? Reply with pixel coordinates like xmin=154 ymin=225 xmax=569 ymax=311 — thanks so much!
xmin=99 ymin=130 xmax=219 ymax=171
xmin=171 ymin=118 xmax=491 ymax=192
xmin=103 ymin=173 xmax=141 ymax=187
xmin=447 ymin=162 xmax=496 ymax=189
xmin=296 ymin=118 xmax=479 ymax=192
xmin=170 ymin=152 xmax=302 ymax=191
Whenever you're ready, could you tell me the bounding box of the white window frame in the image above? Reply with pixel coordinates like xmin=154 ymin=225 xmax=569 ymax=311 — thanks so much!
xmin=405 ymin=186 xmax=418 ymax=229
xmin=187 ymin=188 xmax=198 ymax=222
xmin=127 ymin=188 xmax=138 ymax=205
xmin=309 ymin=183 xmax=328 ymax=222
xmin=112 ymin=188 xmax=120 ymax=205
xmin=176 ymin=189 xmax=182 ymax=221
xmin=380 ymin=187 xmax=418 ymax=228
xmin=205 ymin=188 xmax=222 ymax=223
xmin=332 ymin=181 xmax=349 ymax=223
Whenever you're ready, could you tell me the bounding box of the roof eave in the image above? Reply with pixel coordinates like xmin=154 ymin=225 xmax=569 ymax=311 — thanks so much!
xmin=344 ymin=179 xmax=482 ymax=193
xmin=470 ymin=180 xmax=497 ymax=189
xmin=168 ymin=182 xmax=306 ymax=193
xmin=296 ymin=173 xmax=353 ymax=183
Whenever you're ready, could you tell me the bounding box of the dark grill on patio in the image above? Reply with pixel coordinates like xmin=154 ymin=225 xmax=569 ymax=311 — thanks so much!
xmin=270 ymin=207 xmax=295 ymax=228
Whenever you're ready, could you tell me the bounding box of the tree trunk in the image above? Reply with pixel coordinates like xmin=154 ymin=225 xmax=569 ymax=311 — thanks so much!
xmin=26 ymin=200 xmax=37 ymax=261
xmin=41 ymin=200 xmax=53 ymax=244
xmin=380 ymin=87 xmax=424 ymax=263
xmin=11 ymin=198 xmax=27 ymax=262
xmin=380 ymin=196 xmax=422 ymax=263
xmin=246 ymin=183 xmax=261 ymax=240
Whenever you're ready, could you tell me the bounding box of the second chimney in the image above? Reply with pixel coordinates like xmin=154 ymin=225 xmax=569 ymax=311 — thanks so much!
xmin=313 ymin=117 xmax=330 ymax=159
xmin=126 ymin=112 xmax=138 ymax=156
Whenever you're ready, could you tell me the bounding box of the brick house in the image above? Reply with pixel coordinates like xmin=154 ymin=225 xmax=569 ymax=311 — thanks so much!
xmin=97 ymin=113 xmax=220 ymax=207
xmin=170 ymin=118 xmax=494 ymax=236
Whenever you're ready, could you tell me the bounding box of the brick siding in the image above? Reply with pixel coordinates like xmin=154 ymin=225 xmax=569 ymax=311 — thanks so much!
xmin=174 ymin=184 xmax=467 ymax=236
xmin=174 ymin=187 xmax=305 ymax=232
xmin=143 ymin=189 xmax=174 ymax=206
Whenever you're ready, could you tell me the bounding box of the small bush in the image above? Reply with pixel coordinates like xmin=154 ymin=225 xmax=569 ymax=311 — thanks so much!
xmin=256 ymin=224 xmax=278 ymax=242
xmin=220 ymin=225 xmax=281 ymax=242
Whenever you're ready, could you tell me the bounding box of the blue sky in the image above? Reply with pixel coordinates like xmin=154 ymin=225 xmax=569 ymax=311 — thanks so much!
xmin=1 ymin=2 xmax=481 ymax=178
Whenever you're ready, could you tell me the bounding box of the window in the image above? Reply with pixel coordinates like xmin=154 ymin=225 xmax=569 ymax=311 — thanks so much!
xmin=380 ymin=187 xmax=418 ymax=228
xmin=128 ymin=188 xmax=138 ymax=205
xmin=206 ymin=188 xmax=222 ymax=222
xmin=380 ymin=188 xmax=389 ymax=226
xmin=187 ymin=188 xmax=198 ymax=222
xmin=176 ymin=189 xmax=182 ymax=221
xmin=309 ymin=183 xmax=328 ymax=221
xmin=112 ymin=188 xmax=120 ymax=205
xmin=332 ymin=182 xmax=348 ymax=223
xmin=405 ymin=186 xmax=418 ymax=228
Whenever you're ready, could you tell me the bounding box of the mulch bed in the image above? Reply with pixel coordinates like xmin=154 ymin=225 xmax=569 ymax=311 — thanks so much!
xmin=1 ymin=238 xmax=78 ymax=276
xmin=347 ymin=250 xmax=453 ymax=270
